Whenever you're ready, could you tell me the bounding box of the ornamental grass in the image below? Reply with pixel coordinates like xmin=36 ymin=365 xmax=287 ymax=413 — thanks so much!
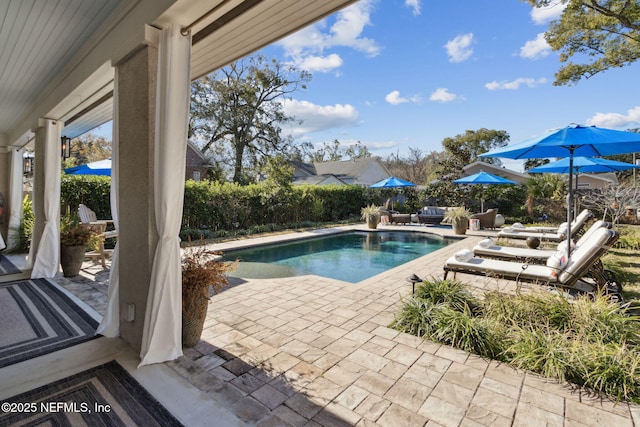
xmin=391 ymin=278 xmax=640 ymax=403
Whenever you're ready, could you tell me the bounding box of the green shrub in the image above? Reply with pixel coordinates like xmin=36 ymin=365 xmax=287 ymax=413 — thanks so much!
xmin=14 ymin=195 xmax=33 ymax=252
xmin=433 ymin=306 xmax=502 ymax=358
xmin=390 ymin=298 xmax=443 ymax=338
xmin=413 ymin=278 xmax=480 ymax=314
xmin=505 ymin=327 xmax=573 ymax=381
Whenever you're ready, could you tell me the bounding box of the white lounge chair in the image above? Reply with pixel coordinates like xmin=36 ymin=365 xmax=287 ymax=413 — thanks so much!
xmin=474 ymin=220 xmax=609 ymax=263
xmin=444 ymin=227 xmax=620 ymax=297
xmin=78 ymin=204 xmax=118 ymax=268
xmin=496 ymin=209 xmax=593 ymax=242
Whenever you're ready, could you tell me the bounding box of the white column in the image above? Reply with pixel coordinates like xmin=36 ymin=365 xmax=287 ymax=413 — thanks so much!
xmin=139 ymin=25 xmax=191 ymax=366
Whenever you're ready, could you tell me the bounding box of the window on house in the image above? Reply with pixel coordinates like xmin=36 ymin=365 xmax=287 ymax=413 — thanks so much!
xmin=192 ymin=170 xmax=201 ymax=181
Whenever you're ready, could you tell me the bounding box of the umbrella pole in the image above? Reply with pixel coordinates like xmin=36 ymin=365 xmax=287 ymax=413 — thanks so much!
xmin=566 ymin=152 xmax=575 ymax=261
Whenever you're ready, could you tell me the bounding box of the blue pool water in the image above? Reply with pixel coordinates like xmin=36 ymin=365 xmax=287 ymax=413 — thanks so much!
xmin=223 ymin=231 xmax=452 ymax=283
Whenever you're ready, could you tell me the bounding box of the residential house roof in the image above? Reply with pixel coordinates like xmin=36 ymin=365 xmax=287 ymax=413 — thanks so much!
xmin=291 ymin=157 xmax=391 ymax=186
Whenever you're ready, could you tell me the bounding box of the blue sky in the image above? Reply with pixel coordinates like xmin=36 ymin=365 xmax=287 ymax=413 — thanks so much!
xmin=94 ymin=0 xmax=640 ymax=172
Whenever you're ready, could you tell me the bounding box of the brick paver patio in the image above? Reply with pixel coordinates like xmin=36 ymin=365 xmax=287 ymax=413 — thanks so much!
xmin=51 ymin=224 xmax=640 ymax=426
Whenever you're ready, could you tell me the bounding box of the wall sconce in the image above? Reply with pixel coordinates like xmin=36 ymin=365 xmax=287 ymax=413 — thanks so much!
xmin=61 ymin=136 xmax=71 ymax=159
xmin=23 ymin=154 xmax=34 ymax=176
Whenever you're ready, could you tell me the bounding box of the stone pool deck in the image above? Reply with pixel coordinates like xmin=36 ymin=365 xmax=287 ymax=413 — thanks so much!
xmin=38 ymin=224 xmax=640 ymax=426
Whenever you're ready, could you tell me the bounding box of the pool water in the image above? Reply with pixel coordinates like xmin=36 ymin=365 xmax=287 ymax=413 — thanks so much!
xmin=223 ymin=231 xmax=452 ymax=283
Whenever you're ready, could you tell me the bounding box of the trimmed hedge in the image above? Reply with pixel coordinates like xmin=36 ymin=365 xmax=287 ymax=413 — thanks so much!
xmin=61 ymin=176 xmax=371 ymax=232
xmin=61 ymin=175 xmax=112 ymax=220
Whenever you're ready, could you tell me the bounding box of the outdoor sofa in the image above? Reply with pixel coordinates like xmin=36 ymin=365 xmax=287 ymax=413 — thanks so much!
xmin=417 ymin=206 xmax=445 ymax=225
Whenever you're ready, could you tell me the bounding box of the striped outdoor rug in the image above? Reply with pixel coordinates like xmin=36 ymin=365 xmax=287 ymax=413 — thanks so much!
xmin=0 ymin=278 xmax=98 ymax=368
xmin=0 ymin=360 xmax=183 ymax=426
xmin=0 ymin=254 xmax=21 ymax=276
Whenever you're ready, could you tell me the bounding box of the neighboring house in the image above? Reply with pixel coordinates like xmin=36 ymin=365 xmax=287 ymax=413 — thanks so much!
xmin=291 ymin=157 xmax=392 ymax=186
xmin=571 ymin=173 xmax=616 ymax=189
xmin=185 ymin=141 xmax=212 ymax=181
xmin=463 ymin=161 xmax=531 ymax=184
xmin=463 ymin=160 xmax=616 ymax=189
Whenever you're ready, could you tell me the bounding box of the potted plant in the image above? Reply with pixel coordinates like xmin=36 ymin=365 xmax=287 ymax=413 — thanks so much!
xmin=60 ymin=217 xmax=96 ymax=277
xmin=361 ymin=204 xmax=381 ymax=229
xmin=182 ymin=245 xmax=237 ymax=347
xmin=445 ymin=207 xmax=472 ymax=235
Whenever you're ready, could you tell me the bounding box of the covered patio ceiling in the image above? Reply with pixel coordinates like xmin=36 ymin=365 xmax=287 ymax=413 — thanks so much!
xmin=0 ymin=0 xmax=357 ymax=144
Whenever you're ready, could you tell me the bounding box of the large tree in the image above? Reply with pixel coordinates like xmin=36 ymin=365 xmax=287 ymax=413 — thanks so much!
xmin=436 ymin=128 xmax=510 ymax=179
xmin=190 ymin=54 xmax=311 ymax=183
xmin=526 ymin=0 xmax=640 ymax=85
xmin=306 ymin=140 xmax=371 ymax=162
xmin=383 ymin=147 xmax=444 ymax=185
xmin=63 ymin=132 xmax=112 ymax=168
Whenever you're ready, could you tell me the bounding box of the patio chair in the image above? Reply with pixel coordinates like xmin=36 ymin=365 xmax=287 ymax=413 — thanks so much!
xmin=78 ymin=204 xmax=118 ymax=268
xmin=471 ymin=208 xmax=498 ymax=229
xmin=443 ymin=227 xmax=620 ymax=298
xmin=389 ymin=212 xmax=412 ymax=225
xmin=496 ymin=210 xmax=593 ymax=242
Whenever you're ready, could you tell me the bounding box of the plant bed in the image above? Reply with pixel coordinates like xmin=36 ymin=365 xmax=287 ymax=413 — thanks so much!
xmin=391 ymin=278 xmax=640 ymax=403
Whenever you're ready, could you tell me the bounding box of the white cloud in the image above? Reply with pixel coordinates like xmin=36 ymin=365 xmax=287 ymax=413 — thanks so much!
xmin=296 ymin=54 xmax=343 ymax=73
xmin=385 ymin=90 xmax=422 ymax=105
xmin=530 ymin=2 xmax=566 ymax=25
xmin=520 ymin=33 xmax=551 ymax=59
xmin=281 ymin=99 xmax=359 ymax=135
xmin=405 ymin=0 xmax=421 ymax=16
xmin=444 ymin=33 xmax=474 ymax=63
xmin=277 ymin=0 xmax=380 ymax=73
xmin=586 ymin=106 xmax=640 ymax=128
xmin=485 ymin=77 xmax=547 ymax=90
xmin=429 ymin=88 xmax=459 ymax=103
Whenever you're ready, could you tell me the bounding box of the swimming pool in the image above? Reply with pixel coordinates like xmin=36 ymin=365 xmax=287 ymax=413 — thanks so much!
xmin=223 ymin=231 xmax=452 ymax=283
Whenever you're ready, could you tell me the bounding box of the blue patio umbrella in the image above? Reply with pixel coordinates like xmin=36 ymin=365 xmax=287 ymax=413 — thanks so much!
xmin=453 ymin=171 xmax=516 ymax=212
xmin=370 ymin=176 xmax=416 ymax=210
xmin=529 ymin=156 xmax=640 ymax=224
xmin=481 ymin=124 xmax=640 ymax=260
xmin=64 ymin=158 xmax=111 ymax=176
xmin=370 ymin=176 xmax=417 ymax=188
xmin=528 ymin=156 xmax=640 ymax=175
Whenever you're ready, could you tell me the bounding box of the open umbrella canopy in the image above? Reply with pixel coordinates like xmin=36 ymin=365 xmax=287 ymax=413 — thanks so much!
xmin=481 ymin=124 xmax=640 ymax=160
xmin=64 ymin=158 xmax=111 ymax=176
xmin=370 ymin=176 xmax=416 ymax=188
xmin=453 ymin=171 xmax=516 ymax=185
xmin=453 ymin=171 xmax=516 ymax=212
xmin=528 ymin=156 xmax=640 ymax=174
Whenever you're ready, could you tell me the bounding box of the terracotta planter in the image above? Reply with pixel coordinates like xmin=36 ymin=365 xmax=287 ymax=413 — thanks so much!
xmin=182 ymin=286 xmax=209 ymax=347
xmin=366 ymin=217 xmax=379 ymax=229
xmin=451 ymin=218 xmax=469 ymax=235
xmin=60 ymin=244 xmax=87 ymax=277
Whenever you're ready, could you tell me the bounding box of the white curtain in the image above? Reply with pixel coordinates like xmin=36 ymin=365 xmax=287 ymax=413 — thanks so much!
xmin=97 ymin=77 xmax=121 ymax=338
xmin=7 ymin=147 xmax=24 ymax=252
xmin=31 ymin=120 xmax=62 ymax=278
xmin=139 ymin=25 xmax=191 ymax=366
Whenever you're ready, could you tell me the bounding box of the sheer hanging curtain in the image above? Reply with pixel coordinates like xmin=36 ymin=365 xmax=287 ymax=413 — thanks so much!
xmin=97 ymin=78 xmax=120 ymax=338
xmin=139 ymin=25 xmax=191 ymax=366
xmin=31 ymin=120 xmax=62 ymax=278
xmin=7 ymin=147 xmax=24 ymax=252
